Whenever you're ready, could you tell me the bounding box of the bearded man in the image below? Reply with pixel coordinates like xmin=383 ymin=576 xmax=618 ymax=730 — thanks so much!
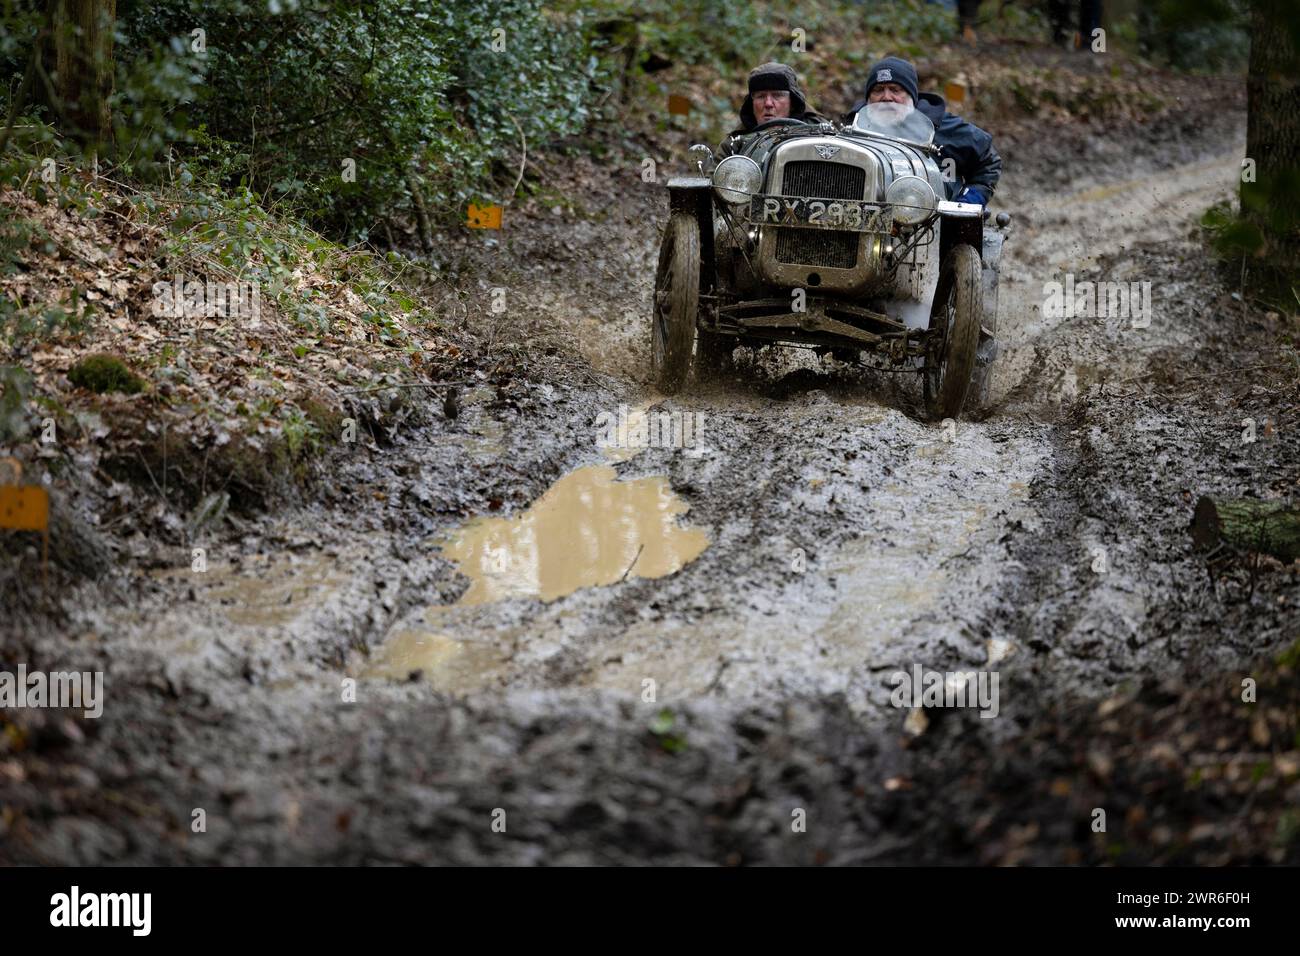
xmin=845 ymin=56 xmax=1001 ymax=207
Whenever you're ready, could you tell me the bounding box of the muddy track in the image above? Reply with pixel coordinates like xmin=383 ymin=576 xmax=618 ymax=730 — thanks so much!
xmin=4 ymin=101 xmax=1299 ymax=865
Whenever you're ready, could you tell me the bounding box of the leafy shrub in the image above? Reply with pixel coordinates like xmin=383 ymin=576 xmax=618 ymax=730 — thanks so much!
xmin=614 ymin=0 xmax=770 ymax=67
xmin=1131 ymin=0 xmax=1250 ymax=71
xmin=114 ymin=0 xmax=595 ymax=239
xmin=107 ymin=32 xmax=205 ymax=180
xmin=860 ymin=0 xmax=956 ymax=46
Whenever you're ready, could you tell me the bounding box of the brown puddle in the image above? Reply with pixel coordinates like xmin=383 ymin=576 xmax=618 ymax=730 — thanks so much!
xmin=444 ymin=463 xmax=708 ymax=605
xmin=368 ymin=458 xmax=710 ymax=687
xmin=367 ymin=624 xmax=508 ymax=689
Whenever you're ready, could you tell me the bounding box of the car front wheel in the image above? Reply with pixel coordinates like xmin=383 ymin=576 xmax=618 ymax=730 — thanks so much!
xmin=923 ymin=243 xmax=982 ymax=421
xmin=651 ymin=212 xmax=700 ymax=393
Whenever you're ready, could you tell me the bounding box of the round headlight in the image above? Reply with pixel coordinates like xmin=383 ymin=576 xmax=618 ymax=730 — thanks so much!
xmin=712 ymin=156 xmax=762 ymax=205
xmin=885 ymin=175 xmax=936 ymax=225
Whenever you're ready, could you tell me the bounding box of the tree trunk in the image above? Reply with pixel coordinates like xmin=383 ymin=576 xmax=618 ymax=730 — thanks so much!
xmin=1192 ymin=496 xmax=1300 ymax=562
xmin=52 ymin=0 xmax=116 ymax=147
xmin=405 ymin=170 xmax=434 ymax=255
xmin=1243 ymin=0 xmax=1300 ymax=294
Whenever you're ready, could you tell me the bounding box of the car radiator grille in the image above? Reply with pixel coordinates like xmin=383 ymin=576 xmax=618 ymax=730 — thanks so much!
xmin=777 ymin=160 xmax=865 ymax=270
xmin=775 ymin=229 xmax=859 ymax=269
xmin=781 ymin=161 xmax=866 ymax=201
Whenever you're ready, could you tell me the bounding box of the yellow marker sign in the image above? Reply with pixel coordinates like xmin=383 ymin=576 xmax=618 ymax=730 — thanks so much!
xmin=667 ymin=95 xmax=691 ymax=116
xmin=944 ymin=77 xmax=967 ymax=110
xmin=0 ymin=485 xmax=48 ymax=532
xmin=0 ymin=457 xmax=50 ymax=586
xmin=467 ymin=203 xmax=502 ymax=229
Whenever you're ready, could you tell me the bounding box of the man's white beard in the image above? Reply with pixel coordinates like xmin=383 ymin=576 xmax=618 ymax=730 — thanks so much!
xmin=865 ymin=100 xmax=914 ymax=127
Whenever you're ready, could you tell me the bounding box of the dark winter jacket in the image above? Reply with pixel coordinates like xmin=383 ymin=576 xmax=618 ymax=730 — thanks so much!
xmin=843 ymin=92 xmax=1001 ymax=201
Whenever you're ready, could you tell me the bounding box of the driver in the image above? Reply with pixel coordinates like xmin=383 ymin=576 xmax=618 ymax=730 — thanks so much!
xmin=717 ymin=62 xmax=827 ymax=157
xmin=845 ymin=56 xmax=1001 ymax=207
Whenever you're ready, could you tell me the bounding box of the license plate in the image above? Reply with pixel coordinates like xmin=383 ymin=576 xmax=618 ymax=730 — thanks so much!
xmin=749 ymin=196 xmax=887 ymax=231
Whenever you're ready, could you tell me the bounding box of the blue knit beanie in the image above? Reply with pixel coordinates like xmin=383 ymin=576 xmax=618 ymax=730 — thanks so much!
xmin=863 ymin=56 xmax=919 ymax=105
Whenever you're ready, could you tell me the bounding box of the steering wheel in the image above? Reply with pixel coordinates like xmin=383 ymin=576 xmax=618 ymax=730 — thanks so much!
xmin=749 ymin=117 xmax=809 ymax=133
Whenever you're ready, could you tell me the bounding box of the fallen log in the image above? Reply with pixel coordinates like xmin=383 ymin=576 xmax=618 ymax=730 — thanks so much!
xmin=1192 ymin=496 xmax=1300 ymax=562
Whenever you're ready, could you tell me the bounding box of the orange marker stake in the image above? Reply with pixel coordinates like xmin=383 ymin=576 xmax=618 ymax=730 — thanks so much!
xmin=667 ymin=95 xmax=691 ymax=116
xmin=0 ymin=458 xmax=50 ymax=588
xmin=467 ymin=203 xmax=502 ymax=229
xmin=943 ymin=79 xmax=967 ymax=111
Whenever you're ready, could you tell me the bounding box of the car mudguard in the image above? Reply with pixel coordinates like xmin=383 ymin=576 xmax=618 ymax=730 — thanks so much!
xmin=665 ymin=176 xmax=715 ymax=300
xmin=977 ymin=225 xmax=1005 ymax=366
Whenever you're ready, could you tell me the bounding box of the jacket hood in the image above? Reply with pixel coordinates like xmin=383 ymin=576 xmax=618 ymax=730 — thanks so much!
xmin=917 ymin=91 xmax=947 ymax=123
xmin=738 ymin=62 xmax=811 ymax=130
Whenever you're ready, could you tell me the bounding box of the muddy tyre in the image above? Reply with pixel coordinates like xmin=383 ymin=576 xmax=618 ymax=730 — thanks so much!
xmin=923 ymin=243 xmax=982 ymax=421
xmin=967 ymin=349 xmax=995 ymax=413
xmin=651 ymin=213 xmax=701 ymax=393
xmin=965 ymin=243 xmax=1002 ymax=413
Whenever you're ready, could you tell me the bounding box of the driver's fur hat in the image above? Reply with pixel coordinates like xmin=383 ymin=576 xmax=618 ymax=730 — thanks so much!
xmin=739 ymin=62 xmax=809 ymax=130
xmin=863 ymin=56 xmax=920 ymax=106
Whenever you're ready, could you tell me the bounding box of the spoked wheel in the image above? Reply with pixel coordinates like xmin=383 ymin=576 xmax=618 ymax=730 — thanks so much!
xmin=923 ymin=244 xmax=982 ymax=421
xmin=651 ymin=213 xmax=700 ymax=394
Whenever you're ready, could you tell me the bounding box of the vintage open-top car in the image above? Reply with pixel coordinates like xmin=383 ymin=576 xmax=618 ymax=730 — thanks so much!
xmin=650 ymin=107 xmax=1011 ymax=419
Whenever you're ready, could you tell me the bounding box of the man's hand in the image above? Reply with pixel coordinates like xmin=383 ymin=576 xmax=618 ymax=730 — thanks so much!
xmin=955 ymin=185 xmax=989 ymax=206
